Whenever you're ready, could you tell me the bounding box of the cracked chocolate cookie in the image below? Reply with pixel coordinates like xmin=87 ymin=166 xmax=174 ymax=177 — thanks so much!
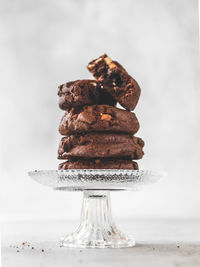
xmin=58 ymin=132 xmax=144 ymax=159
xmin=58 ymin=159 xmax=139 ymax=170
xmin=58 ymin=79 xmax=116 ymax=110
xmin=87 ymin=54 xmax=141 ymax=111
xmin=59 ymin=104 xmax=139 ymax=135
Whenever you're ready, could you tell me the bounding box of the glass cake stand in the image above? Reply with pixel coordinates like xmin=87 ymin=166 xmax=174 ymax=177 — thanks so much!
xmin=28 ymin=169 xmax=164 ymax=248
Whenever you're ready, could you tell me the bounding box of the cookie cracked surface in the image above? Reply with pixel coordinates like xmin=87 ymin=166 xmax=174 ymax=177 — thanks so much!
xmin=58 ymin=158 xmax=139 ymax=170
xmin=58 ymin=132 xmax=144 ymax=159
xmin=59 ymin=104 xmax=139 ymax=135
xmin=58 ymin=79 xmax=116 ymax=110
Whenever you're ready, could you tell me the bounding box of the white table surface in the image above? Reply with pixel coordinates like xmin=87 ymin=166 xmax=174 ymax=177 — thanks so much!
xmin=2 ymin=219 xmax=200 ymax=267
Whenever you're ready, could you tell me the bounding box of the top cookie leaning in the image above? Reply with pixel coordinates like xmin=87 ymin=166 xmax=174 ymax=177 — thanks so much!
xmin=87 ymin=54 xmax=140 ymax=111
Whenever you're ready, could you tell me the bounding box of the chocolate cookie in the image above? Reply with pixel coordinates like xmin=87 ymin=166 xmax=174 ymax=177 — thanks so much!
xmin=58 ymin=132 xmax=144 ymax=159
xmin=58 ymin=79 xmax=116 ymax=110
xmin=87 ymin=54 xmax=141 ymax=111
xmin=59 ymin=104 xmax=139 ymax=135
xmin=58 ymin=159 xmax=139 ymax=170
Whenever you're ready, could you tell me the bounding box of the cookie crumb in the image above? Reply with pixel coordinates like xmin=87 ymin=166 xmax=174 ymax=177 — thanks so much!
xmin=41 ymin=249 xmax=44 ymax=252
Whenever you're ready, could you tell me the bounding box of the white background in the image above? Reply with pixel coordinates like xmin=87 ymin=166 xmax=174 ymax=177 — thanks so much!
xmin=1 ymin=0 xmax=199 ymax=221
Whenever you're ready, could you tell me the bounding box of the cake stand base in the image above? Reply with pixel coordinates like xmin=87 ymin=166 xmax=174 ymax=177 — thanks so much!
xmin=29 ymin=169 xmax=164 ymax=248
xmin=60 ymin=191 xmax=135 ymax=248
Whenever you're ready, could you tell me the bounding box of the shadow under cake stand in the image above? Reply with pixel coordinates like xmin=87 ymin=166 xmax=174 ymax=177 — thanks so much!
xmin=28 ymin=169 xmax=164 ymax=248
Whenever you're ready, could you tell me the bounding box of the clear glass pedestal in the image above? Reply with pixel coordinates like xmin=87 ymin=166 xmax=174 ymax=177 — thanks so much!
xmin=28 ymin=169 xmax=165 ymax=248
xmin=61 ymin=191 xmax=135 ymax=248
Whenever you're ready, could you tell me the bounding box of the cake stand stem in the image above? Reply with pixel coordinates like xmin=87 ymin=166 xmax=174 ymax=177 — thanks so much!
xmin=60 ymin=191 xmax=135 ymax=248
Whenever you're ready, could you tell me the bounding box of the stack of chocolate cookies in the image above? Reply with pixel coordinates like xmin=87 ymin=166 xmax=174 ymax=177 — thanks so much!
xmin=57 ymin=54 xmax=144 ymax=170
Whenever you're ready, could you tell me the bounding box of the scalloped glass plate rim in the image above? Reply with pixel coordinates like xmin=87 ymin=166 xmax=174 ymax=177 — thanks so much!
xmin=28 ymin=169 xmax=166 ymax=191
xmin=28 ymin=169 xmax=165 ymax=175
